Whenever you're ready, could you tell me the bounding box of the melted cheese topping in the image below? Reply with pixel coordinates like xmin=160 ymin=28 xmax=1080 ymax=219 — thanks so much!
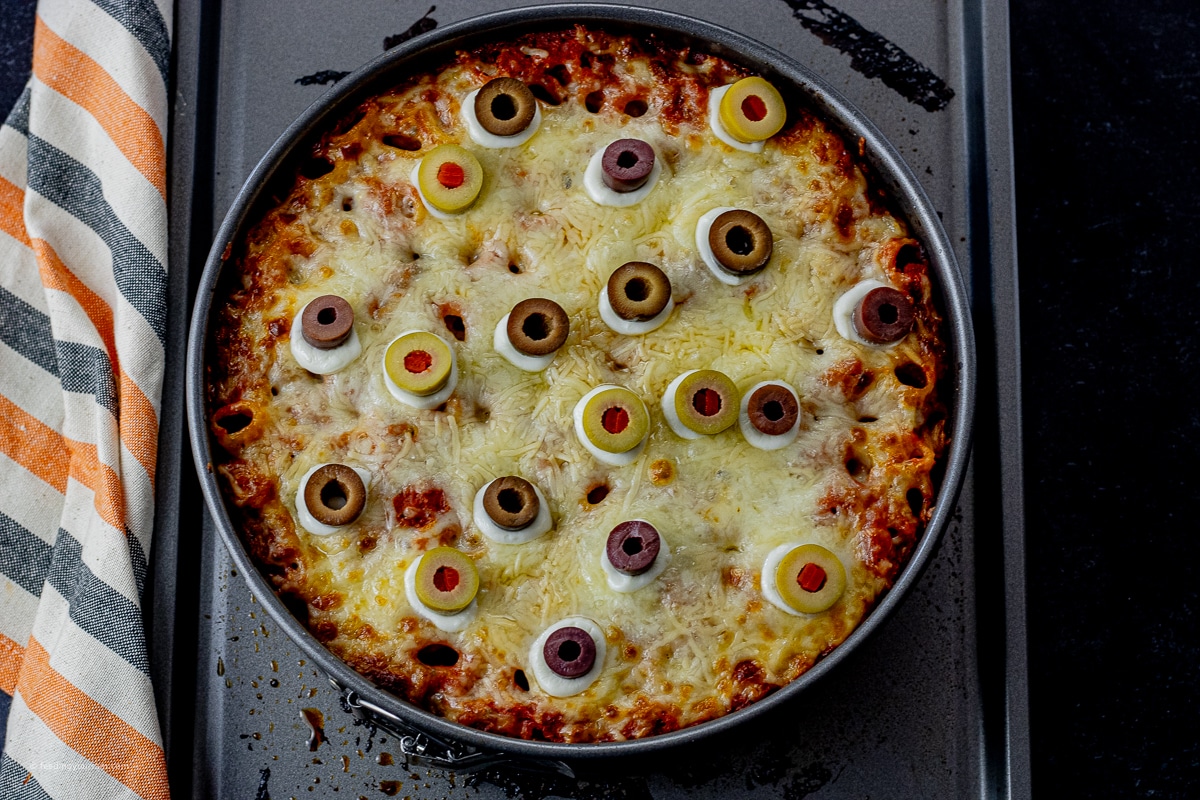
xmin=209 ymin=34 xmax=947 ymax=743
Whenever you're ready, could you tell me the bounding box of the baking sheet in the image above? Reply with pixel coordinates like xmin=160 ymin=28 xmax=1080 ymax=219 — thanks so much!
xmin=151 ymin=0 xmax=1027 ymax=796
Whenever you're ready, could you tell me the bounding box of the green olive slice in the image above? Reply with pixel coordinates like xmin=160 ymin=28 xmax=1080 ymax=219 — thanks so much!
xmin=414 ymin=547 xmax=480 ymax=613
xmin=775 ymin=544 xmax=846 ymax=614
xmin=384 ymin=331 xmax=453 ymax=396
xmin=417 ymin=144 xmax=483 ymax=213
xmin=673 ymin=370 xmax=739 ymax=435
xmin=718 ymin=77 xmax=787 ymax=143
xmin=474 ymin=77 xmax=536 ymax=137
xmin=581 ymin=387 xmax=649 ymax=454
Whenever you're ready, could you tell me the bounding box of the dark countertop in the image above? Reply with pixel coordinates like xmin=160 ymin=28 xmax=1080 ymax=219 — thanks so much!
xmin=2 ymin=0 xmax=1198 ymax=796
xmin=1011 ymin=1 xmax=1200 ymax=796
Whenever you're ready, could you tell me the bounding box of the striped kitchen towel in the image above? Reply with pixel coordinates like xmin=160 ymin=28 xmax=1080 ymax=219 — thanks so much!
xmin=0 ymin=0 xmax=172 ymax=797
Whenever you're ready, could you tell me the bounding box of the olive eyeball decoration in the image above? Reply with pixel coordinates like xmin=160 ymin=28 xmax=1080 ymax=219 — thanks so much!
xmin=662 ymin=369 xmax=740 ymax=439
xmin=739 ymin=381 xmax=802 ymax=450
xmin=573 ymin=385 xmax=651 ymax=466
xmin=463 ymin=77 xmax=542 ymax=148
xmin=762 ymin=543 xmax=847 ymax=616
xmin=382 ymin=330 xmax=458 ymax=409
xmin=494 ymin=298 xmax=569 ymax=371
xmin=584 ymin=139 xmax=663 ymax=207
xmin=696 ymin=208 xmax=773 ymax=284
xmin=833 ymin=280 xmax=915 ymax=346
xmin=404 ymin=547 xmax=480 ymax=632
xmin=295 ymin=463 xmax=371 ymax=536
xmin=600 ymin=139 xmax=655 ymax=192
xmin=290 ymin=295 xmax=362 ymax=374
xmin=709 ymin=76 xmax=787 ymax=152
xmin=529 ymin=617 xmax=607 ymax=696
xmin=602 ymin=520 xmax=671 ymax=593
xmin=599 ymin=262 xmax=675 ymax=335
xmin=413 ymin=144 xmax=484 ymax=216
xmin=473 ymin=475 xmax=553 ymax=544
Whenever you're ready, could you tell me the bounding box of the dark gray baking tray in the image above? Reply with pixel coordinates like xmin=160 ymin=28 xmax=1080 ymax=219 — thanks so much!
xmin=149 ymin=0 xmax=1028 ymax=797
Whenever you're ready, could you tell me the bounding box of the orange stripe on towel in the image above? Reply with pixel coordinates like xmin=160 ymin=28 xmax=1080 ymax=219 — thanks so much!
xmin=32 ymin=17 xmax=166 ymax=201
xmin=32 ymin=238 xmax=159 ymax=485
xmin=0 ymin=175 xmax=30 ymax=248
xmin=19 ymin=637 xmax=169 ymax=800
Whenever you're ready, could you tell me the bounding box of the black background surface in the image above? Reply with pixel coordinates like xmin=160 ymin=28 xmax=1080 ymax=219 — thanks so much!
xmin=1 ymin=0 xmax=1199 ymax=796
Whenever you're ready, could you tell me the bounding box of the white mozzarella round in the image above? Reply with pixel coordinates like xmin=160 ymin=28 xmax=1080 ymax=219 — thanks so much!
xmin=695 ymin=206 xmax=751 ymax=287
xmin=708 ymin=84 xmax=765 ymax=154
xmin=461 ymin=88 xmax=542 ymax=149
xmin=582 ymin=142 xmax=664 ymax=207
xmin=410 ymin=163 xmax=459 ymax=221
xmin=597 ymin=284 xmax=674 ymax=335
xmin=600 ymin=522 xmax=671 ymax=593
xmin=289 ymin=301 xmax=362 ymax=375
xmin=761 ymin=544 xmax=807 ymax=617
xmin=738 ymin=380 xmax=802 ymax=451
xmin=403 ymin=558 xmax=478 ymax=633
xmin=833 ymin=279 xmax=894 ymax=347
xmin=660 ymin=370 xmax=702 ymax=440
xmin=572 ymin=385 xmax=648 ymax=466
xmin=528 ymin=616 xmax=607 ymax=697
xmin=381 ymin=330 xmax=458 ymax=410
xmin=493 ymin=313 xmax=556 ymax=372
xmin=472 ymin=479 xmax=553 ymax=544
xmin=295 ymin=463 xmax=372 ymax=537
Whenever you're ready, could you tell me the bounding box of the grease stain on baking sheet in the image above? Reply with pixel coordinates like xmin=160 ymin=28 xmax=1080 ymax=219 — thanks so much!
xmin=301 ymin=707 xmax=326 ymax=751
xmin=384 ymin=5 xmax=438 ymax=50
xmin=296 ymin=6 xmax=438 ymax=86
xmin=777 ymin=0 xmax=955 ymax=111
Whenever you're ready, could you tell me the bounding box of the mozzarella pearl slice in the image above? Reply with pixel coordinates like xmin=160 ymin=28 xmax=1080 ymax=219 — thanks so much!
xmin=290 ymin=300 xmax=362 ymax=374
xmin=601 ymin=521 xmax=671 ymax=593
xmin=707 ymin=85 xmax=765 ymax=154
xmin=381 ymin=330 xmax=458 ymax=409
xmin=761 ymin=543 xmax=847 ymax=617
xmin=494 ymin=313 xmax=555 ymax=371
xmin=295 ymin=463 xmax=372 ymax=536
xmin=404 ymin=558 xmax=478 ymax=633
xmin=528 ymin=616 xmax=607 ymax=697
xmin=473 ymin=478 xmax=553 ymax=544
xmin=583 ymin=140 xmax=663 ymax=207
xmin=834 ymin=279 xmax=900 ymax=347
xmin=573 ymin=385 xmax=649 ymax=466
xmin=598 ymin=287 xmax=674 ymax=335
xmin=462 ymin=86 xmax=543 ymax=148
xmin=739 ymin=381 xmax=802 ymax=450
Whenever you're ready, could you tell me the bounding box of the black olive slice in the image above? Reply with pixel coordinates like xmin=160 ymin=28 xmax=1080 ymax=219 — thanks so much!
xmin=853 ymin=286 xmax=915 ymax=344
xmin=301 ymin=295 xmax=354 ymax=349
xmin=708 ymin=210 xmax=773 ymax=275
xmin=543 ymin=626 xmax=597 ymax=678
xmin=606 ymin=262 xmax=671 ymax=321
xmin=605 ymin=520 xmax=661 ymax=576
xmin=474 ymin=77 xmax=536 ymax=137
xmin=747 ymin=384 xmax=799 ymax=436
xmin=304 ymin=464 xmax=366 ymax=527
xmin=600 ymin=139 xmax=655 ymax=192
xmin=506 ymin=298 xmax=569 ymax=356
xmin=483 ymin=476 xmax=540 ymax=530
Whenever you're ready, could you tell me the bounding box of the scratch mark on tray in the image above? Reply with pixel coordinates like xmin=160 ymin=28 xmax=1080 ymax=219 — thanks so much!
xmin=254 ymin=767 xmax=271 ymax=800
xmin=295 ymin=69 xmax=350 ymax=86
xmin=295 ymin=6 xmax=437 ymax=87
xmin=776 ymin=0 xmax=955 ymax=111
xmin=384 ymin=5 xmax=438 ymax=50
